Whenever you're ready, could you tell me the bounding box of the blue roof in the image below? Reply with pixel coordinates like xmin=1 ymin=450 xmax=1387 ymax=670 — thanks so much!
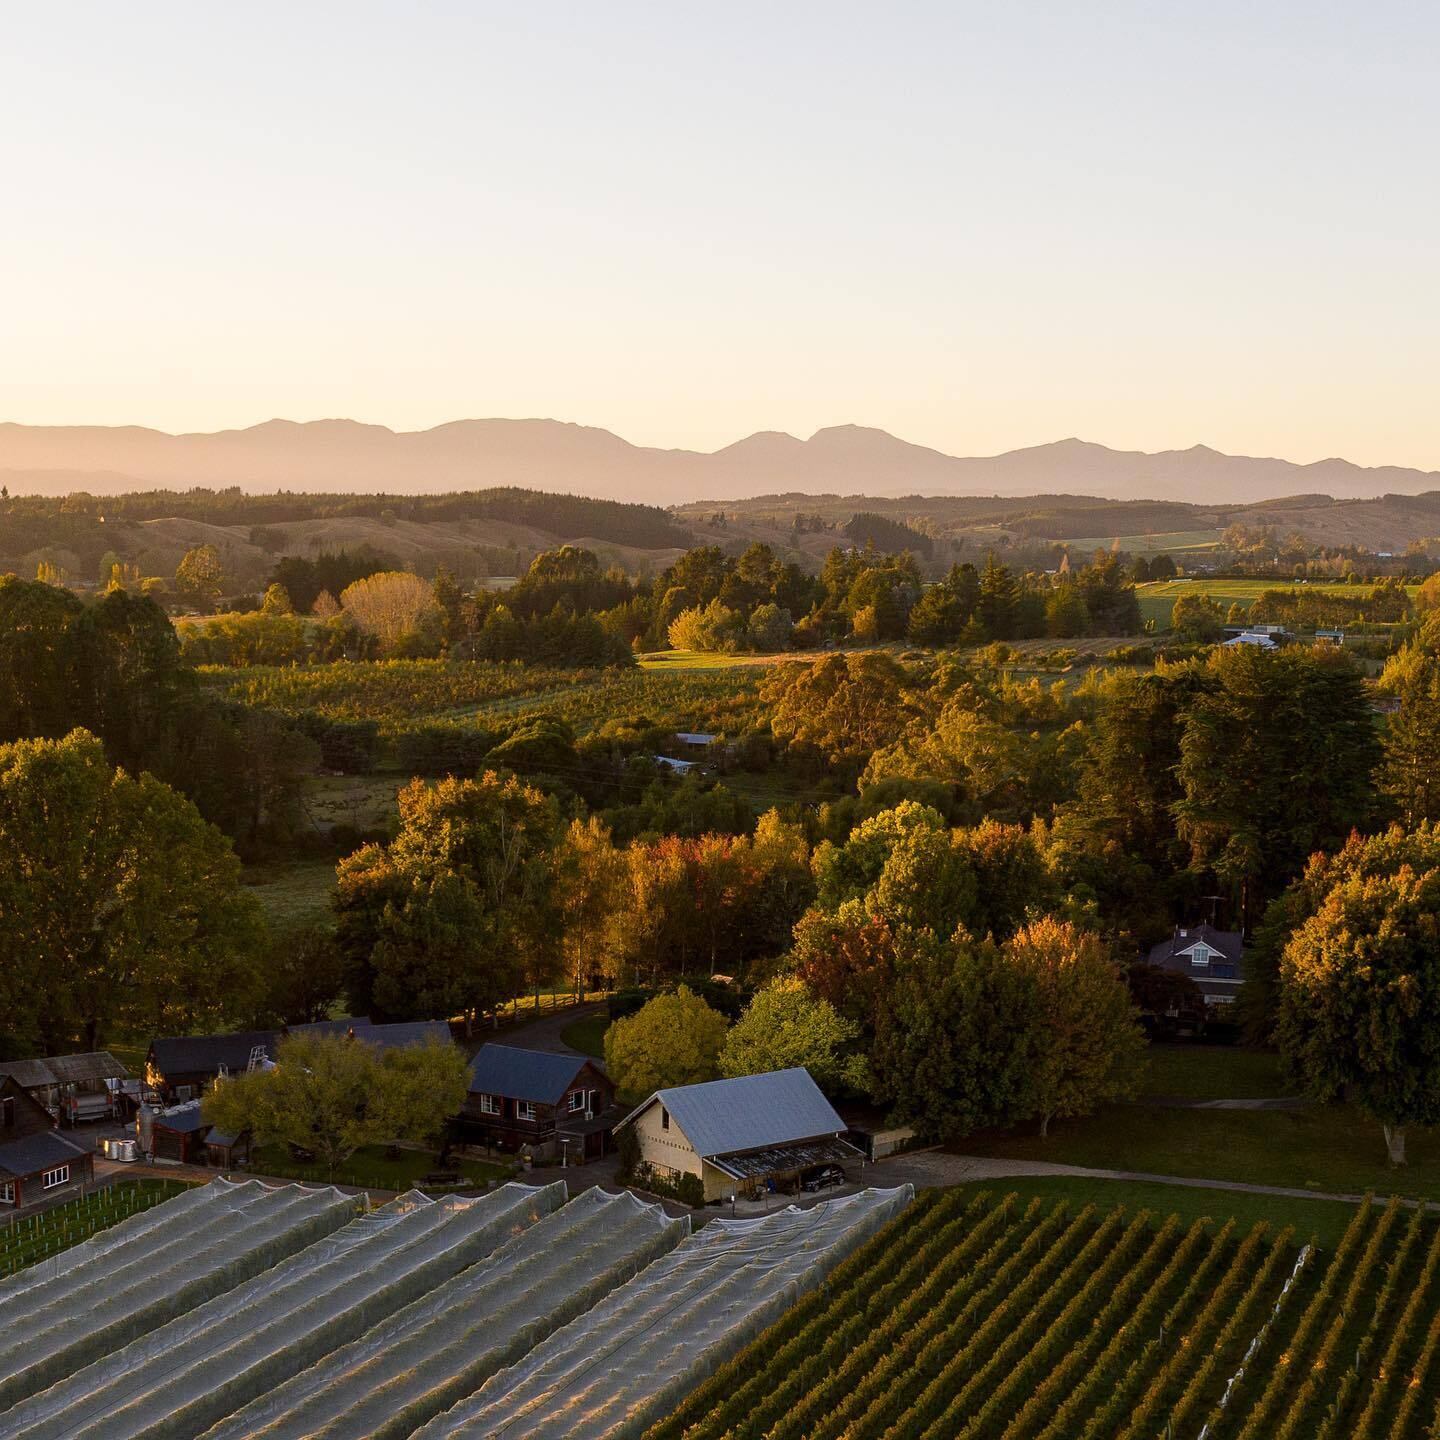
xmin=627 ymin=1068 xmax=845 ymax=1159
xmin=0 ymin=1130 xmax=88 ymax=1177
xmin=468 ymin=1045 xmax=594 ymax=1105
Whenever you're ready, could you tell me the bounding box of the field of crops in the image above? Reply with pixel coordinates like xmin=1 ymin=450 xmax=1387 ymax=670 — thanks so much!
xmin=653 ymin=1189 xmax=1440 ymax=1440
xmin=0 ymin=1180 xmax=189 ymax=1277
xmin=205 ymin=658 xmax=767 ymax=738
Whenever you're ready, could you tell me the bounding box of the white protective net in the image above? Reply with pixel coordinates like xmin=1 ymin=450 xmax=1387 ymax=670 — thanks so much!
xmin=203 ymin=1187 xmax=689 ymax=1440
xmin=416 ymin=1185 xmax=915 ymax=1440
xmin=1 ymin=1181 xmax=562 ymax=1440
xmin=0 ymin=1178 xmax=357 ymax=1413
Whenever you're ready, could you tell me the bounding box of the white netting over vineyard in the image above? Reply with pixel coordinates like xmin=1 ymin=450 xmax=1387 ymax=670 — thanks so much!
xmin=2 ymin=1181 xmax=562 ymax=1440
xmin=205 ymin=1188 xmax=688 ymax=1440
xmin=416 ymin=1185 xmax=915 ymax=1440
xmin=0 ymin=1178 xmax=357 ymax=1413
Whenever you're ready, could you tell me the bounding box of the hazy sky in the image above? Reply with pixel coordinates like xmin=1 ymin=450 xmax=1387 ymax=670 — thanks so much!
xmin=4 ymin=3 xmax=1437 ymax=467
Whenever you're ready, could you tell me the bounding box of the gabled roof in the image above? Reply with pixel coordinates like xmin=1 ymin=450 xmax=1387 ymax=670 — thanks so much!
xmin=1147 ymin=924 xmax=1244 ymax=970
xmin=44 ymin=1052 xmax=129 ymax=1084
xmin=0 ymin=1130 xmax=88 ymax=1178
xmin=621 ymin=1068 xmax=845 ymax=1160
xmin=148 ymin=1032 xmax=276 ymax=1078
xmin=0 ymin=1059 xmax=58 ymax=1090
xmin=361 ymin=1021 xmax=453 ymax=1051
xmin=468 ymin=1046 xmax=595 ymax=1105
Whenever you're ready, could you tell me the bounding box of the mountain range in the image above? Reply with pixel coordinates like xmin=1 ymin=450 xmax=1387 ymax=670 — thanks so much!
xmin=2 ymin=418 xmax=1437 ymax=506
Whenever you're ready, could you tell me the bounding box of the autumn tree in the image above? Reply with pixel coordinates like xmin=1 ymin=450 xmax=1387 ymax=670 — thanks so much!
xmin=1002 ymin=918 xmax=1144 ymax=1136
xmin=760 ymin=653 xmax=915 ymax=768
xmin=719 ymin=977 xmax=866 ymax=1091
xmin=603 ymin=985 xmax=729 ymax=1097
xmin=0 ymin=730 xmax=265 ymax=1052
xmin=1277 ymin=867 xmax=1440 ymax=1165
xmin=203 ymin=1033 xmax=468 ymax=1176
xmin=175 ymin=544 xmax=225 ymax=609
xmin=340 ymin=570 xmax=439 ymax=653
xmin=554 ymin=816 xmax=628 ymax=992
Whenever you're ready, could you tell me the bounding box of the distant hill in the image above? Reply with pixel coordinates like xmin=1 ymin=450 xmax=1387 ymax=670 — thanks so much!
xmin=3 ymin=418 xmax=1439 ymax=505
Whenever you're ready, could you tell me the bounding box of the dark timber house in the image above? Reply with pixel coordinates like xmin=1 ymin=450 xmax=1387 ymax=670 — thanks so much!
xmin=459 ymin=1045 xmax=618 ymax=1163
xmin=0 ymin=1075 xmax=93 ymax=1210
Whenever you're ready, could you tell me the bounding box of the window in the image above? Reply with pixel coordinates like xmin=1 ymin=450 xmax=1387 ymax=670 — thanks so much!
xmin=479 ymin=1094 xmax=500 ymax=1116
xmin=568 ymin=1091 xmax=587 ymax=1114
xmin=0 ymin=1097 xmax=13 ymax=1130
xmin=1189 ymin=944 xmax=1213 ymax=967
xmin=661 ymin=1106 xmax=669 ymax=1131
xmin=41 ymin=1165 xmax=70 ymax=1190
xmin=516 ymin=1101 xmax=536 ymax=1122
xmin=0 ymin=1181 xmax=13 ymax=1205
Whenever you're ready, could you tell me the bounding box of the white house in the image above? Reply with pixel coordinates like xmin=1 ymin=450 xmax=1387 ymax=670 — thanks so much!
xmin=616 ymin=1067 xmax=859 ymax=1202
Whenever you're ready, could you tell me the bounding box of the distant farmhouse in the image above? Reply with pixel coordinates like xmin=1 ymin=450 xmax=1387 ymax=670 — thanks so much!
xmin=458 ymin=1045 xmax=618 ymax=1164
xmin=617 ymin=1067 xmax=860 ymax=1202
xmin=1145 ymin=923 xmax=1246 ymax=1010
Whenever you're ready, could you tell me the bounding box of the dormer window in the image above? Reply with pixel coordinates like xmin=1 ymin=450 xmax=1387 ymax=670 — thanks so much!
xmin=1189 ymin=943 xmax=1214 ymax=967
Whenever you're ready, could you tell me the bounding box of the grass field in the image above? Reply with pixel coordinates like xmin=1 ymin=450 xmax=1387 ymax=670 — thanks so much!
xmin=241 ymin=859 xmax=341 ymax=930
xmin=1136 ymin=577 xmax=1421 ymax=628
xmin=655 ymin=1188 xmax=1440 ymax=1440
xmin=250 ymin=1142 xmax=513 ymax=1191
xmin=1141 ymin=1044 xmax=1293 ymax=1100
xmin=1068 ymin=528 xmax=1225 ymax=556
xmin=559 ymin=1013 xmax=609 ymax=1058
xmin=964 ymin=1100 xmax=1440 ymax=1204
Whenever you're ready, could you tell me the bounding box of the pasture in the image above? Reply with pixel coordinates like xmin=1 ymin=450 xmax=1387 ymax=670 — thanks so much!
xmin=1136 ymin=577 xmax=1420 ymax=629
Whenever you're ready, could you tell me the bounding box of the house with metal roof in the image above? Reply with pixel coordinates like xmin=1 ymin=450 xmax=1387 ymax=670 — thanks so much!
xmin=458 ymin=1045 xmax=618 ymax=1164
xmin=1145 ymin=923 xmax=1246 ymax=1009
xmin=617 ymin=1067 xmax=860 ymax=1202
xmin=0 ymin=1075 xmax=93 ymax=1211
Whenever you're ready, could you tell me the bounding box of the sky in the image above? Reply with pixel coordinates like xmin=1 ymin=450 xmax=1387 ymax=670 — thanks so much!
xmin=3 ymin=2 xmax=1437 ymax=467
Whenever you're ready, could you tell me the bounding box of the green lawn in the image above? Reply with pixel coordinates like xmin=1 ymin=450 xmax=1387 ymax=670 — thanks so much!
xmin=559 ymin=1013 xmax=609 ymax=1059
xmin=944 ymin=1175 xmax=1359 ymax=1248
xmin=1140 ymin=1044 xmax=1293 ymax=1100
xmin=250 ymin=1143 xmax=513 ymax=1192
xmin=1066 ymin=529 xmax=1225 ymax=556
xmin=241 ymin=860 xmax=339 ymax=932
xmin=961 ymin=1102 xmax=1440 ymax=1204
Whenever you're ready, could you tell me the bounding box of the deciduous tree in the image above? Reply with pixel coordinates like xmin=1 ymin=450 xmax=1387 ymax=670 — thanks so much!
xmin=719 ymin=977 xmax=866 ymax=1091
xmin=603 ymin=985 xmax=729 ymax=1096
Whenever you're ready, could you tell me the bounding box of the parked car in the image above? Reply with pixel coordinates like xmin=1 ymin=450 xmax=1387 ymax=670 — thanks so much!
xmin=800 ymin=1165 xmax=846 ymax=1193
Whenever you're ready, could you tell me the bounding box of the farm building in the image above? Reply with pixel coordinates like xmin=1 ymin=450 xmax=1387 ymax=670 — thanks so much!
xmin=146 ymin=1018 xmax=454 ymax=1101
xmin=0 ymin=1052 xmax=128 ymax=1125
xmin=0 ymin=1075 xmax=94 ymax=1210
xmin=617 ymin=1067 xmax=861 ymax=1202
xmin=1145 ymin=923 xmax=1246 ymax=1008
xmin=458 ymin=1045 xmax=619 ymax=1163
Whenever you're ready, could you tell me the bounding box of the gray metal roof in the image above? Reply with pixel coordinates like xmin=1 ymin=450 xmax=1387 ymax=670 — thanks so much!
xmin=0 ymin=1059 xmax=58 ymax=1090
xmin=468 ymin=1046 xmax=594 ymax=1105
xmin=360 ymin=1021 xmax=453 ymax=1051
xmin=625 ymin=1068 xmax=845 ymax=1159
xmin=44 ymin=1052 xmax=129 ymax=1084
xmin=1146 ymin=924 xmax=1245 ymax=973
xmin=0 ymin=1130 xmax=88 ymax=1177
